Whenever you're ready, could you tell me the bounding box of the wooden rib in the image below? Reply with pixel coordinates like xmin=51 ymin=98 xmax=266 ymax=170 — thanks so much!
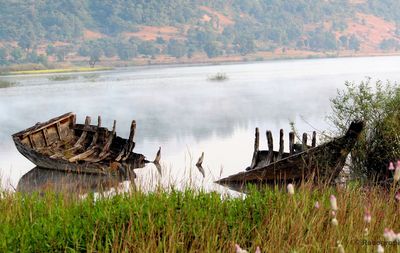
xmin=277 ymin=129 xmax=284 ymax=160
xmin=28 ymin=135 xmax=34 ymax=148
xmin=302 ymin=133 xmax=308 ymax=151
xmin=88 ymin=116 xmax=102 ymax=148
xmin=56 ymin=122 xmax=62 ymax=140
xmin=289 ymin=131 xmax=295 ymax=155
xmin=119 ymin=120 xmax=136 ymax=162
xmin=68 ymin=148 xmax=97 ymax=162
xmin=42 ymin=129 xmax=49 ymax=146
xmin=196 ymin=152 xmax=204 ymax=166
xmin=70 ymin=116 xmax=104 ymax=163
xmin=72 ymin=116 xmax=91 ymax=148
xmin=312 ymin=131 xmax=316 ymax=147
xmin=93 ymin=120 xmax=116 ymax=161
xmin=249 ymin=128 xmax=259 ymax=169
xmin=266 ymin=130 xmax=274 ymax=164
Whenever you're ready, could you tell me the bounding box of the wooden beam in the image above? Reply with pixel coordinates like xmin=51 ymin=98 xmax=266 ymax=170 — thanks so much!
xmin=68 ymin=148 xmax=97 ymax=162
xmin=56 ymin=122 xmax=62 ymax=140
xmin=312 ymin=131 xmax=316 ymax=147
xmin=120 ymin=120 xmax=136 ymax=161
xmin=42 ymin=128 xmax=49 ymax=146
xmin=277 ymin=129 xmax=284 ymax=160
xmin=266 ymin=130 xmax=274 ymax=164
xmin=73 ymin=116 xmax=91 ymax=148
xmin=95 ymin=120 xmax=116 ymax=161
xmin=302 ymin=133 xmax=308 ymax=151
xmin=249 ymin=127 xmax=259 ymax=170
xmin=289 ymin=131 xmax=295 ymax=155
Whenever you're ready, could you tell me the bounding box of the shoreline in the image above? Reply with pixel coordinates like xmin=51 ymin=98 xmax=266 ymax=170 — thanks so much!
xmin=1 ymin=50 xmax=400 ymax=76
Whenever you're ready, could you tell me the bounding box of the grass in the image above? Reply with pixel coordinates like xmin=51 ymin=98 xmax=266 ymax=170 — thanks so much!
xmin=0 ymin=79 xmax=17 ymax=88
xmin=208 ymin=72 xmax=228 ymax=81
xmin=0 ymin=182 xmax=399 ymax=252
xmin=3 ymin=67 xmax=112 ymax=76
xmin=48 ymin=75 xmax=78 ymax=81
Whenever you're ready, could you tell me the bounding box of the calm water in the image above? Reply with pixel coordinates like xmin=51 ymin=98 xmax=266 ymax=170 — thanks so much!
xmin=1 ymin=56 xmax=400 ymax=191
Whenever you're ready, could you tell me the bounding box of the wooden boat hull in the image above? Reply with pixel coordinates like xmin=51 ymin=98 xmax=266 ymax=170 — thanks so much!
xmin=12 ymin=112 xmax=159 ymax=176
xmin=215 ymin=121 xmax=364 ymax=191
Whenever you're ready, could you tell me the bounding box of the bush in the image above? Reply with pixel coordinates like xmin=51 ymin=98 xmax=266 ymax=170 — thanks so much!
xmin=328 ymin=78 xmax=400 ymax=182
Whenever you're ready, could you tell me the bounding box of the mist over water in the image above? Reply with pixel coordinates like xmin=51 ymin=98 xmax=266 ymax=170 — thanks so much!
xmin=1 ymin=56 xmax=400 ymax=191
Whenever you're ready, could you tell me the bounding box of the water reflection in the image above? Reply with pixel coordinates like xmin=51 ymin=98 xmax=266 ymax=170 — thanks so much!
xmin=17 ymin=166 xmax=129 ymax=194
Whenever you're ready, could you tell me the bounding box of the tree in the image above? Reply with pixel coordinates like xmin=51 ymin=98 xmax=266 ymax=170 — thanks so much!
xmin=203 ymin=41 xmax=222 ymax=58
xmin=88 ymin=48 xmax=102 ymax=67
xmin=0 ymin=48 xmax=8 ymax=65
xmin=117 ymin=43 xmax=137 ymax=60
xmin=349 ymin=34 xmax=360 ymax=51
xmin=11 ymin=48 xmax=23 ymax=62
xmin=166 ymin=39 xmax=187 ymax=58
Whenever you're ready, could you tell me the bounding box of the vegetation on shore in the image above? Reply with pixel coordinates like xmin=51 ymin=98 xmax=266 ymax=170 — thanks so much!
xmin=329 ymin=78 xmax=400 ymax=182
xmin=0 ymin=182 xmax=399 ymax=252
xmin=2 ymin=67 xmax=112 ymax=76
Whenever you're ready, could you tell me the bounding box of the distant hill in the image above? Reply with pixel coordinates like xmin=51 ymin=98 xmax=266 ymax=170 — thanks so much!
xmin=1 ymin=0 xmax=400 ymax=67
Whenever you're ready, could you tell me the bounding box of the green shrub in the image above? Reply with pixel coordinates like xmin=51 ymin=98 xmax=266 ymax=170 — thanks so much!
xmin=329 ymin=78 xmax=400 ymax=182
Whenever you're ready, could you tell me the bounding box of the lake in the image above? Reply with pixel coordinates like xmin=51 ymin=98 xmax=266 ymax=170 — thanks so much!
xmin=1 ymin=56 xmax=400 ymax=192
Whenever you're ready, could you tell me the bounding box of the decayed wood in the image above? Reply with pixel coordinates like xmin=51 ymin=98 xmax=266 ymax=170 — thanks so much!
xmin=196 ymin=152 xmax=205 ymax=178
xmin=289 ymin=131 xmax=295 ymax=155
xmin=277 ymin=129 xmax=284 ymax=160
xmin=116 ymin=120 xmax=136 ymax=162
xmin=302 ymin=133 xmax=308 ymax=151
xmin=13 ymin=112 xmax=155 ymax=176
xmin=215 ymin=121 xmax=365 ymax=192
xmin=42 ymin=128 xmax=49 ymax=146
xmin=56 ymin=122 xmax=62 ymax=140
xmin=266 ymin=130 xmax=274 ymax=164
xmin=250 ymin=128 xmax=259 ymax=169
xmin=312 ymin=131 xmax=316 ymax=147
xmin=95 ymin=120 xmax=116 ymax=161
xmin=73 ymin=116 xmax=91 ymax=148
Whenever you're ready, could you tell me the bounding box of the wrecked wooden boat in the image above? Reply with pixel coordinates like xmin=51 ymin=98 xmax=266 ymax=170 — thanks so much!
xmin=215 ymin=121 xmax=364 ymax=191
xmin=12 ymin=112 xmax=161 ymax=177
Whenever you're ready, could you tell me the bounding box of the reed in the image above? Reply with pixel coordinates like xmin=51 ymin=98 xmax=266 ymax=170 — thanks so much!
xmin=0 ymin=181 xmax=399 ymax=252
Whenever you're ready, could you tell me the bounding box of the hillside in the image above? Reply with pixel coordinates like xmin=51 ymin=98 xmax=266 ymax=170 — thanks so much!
xmin=1 ymin=0 xmax=400 ymax=67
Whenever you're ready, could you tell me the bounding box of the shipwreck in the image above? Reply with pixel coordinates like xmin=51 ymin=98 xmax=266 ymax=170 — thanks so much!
xmin=12 ymin=112 xmax=160 ymax=178
xmin=215 ymin=121 xmax=364 ymax=191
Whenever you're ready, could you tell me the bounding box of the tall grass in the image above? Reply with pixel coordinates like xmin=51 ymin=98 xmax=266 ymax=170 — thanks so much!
xmin=0 ymin=183 xmax=399 ymax=252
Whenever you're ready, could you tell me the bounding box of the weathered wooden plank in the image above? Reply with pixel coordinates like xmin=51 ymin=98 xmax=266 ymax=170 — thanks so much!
xmin=15 ymin=112 xmax=75 ymax=139
xmin=312 ymin=131 xmax=316 ymax=147
xmin=118 ymin=120 xmax=136 ymax=162
xmin=73 ymin=116 xmax=91 ymax=148
xmin=302 ymin=133 xmax=308 ymax=151
xmin=42 ymin=129 xmax=49 ymax=146
xmin=249 ymin=128 xmax=259 ymax=169
xmin=277 ymin=129 xmax=284 ymax=160
xmin=266 ymin=130 xmax=274 ymax=164
xmin=289 ymin=132 xmax=295 ymax=155
xmin=95 ymin=120 xmax=116 ymax=161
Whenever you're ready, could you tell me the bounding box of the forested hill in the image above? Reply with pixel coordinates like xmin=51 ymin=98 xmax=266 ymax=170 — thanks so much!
xmin=1 ymin=0 xmax=400 ymax=66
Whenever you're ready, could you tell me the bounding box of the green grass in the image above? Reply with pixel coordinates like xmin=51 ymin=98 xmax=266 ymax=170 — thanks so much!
xmin=0 ymin=79 xmax=17 ymax=88
xmin=48 ymin=75 xmax=78 ymax=81
xmin=208 ymin=72 xmax=228 ymax=81
xmin=3 ymin=67 xmax=112 ymax=76
xmin=0 ymin=183 xmax=399 ymax=252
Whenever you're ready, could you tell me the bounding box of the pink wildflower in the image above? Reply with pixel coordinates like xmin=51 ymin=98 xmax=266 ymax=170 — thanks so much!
xmin=395 ymin=192 xmax=400 ymax=202
xmin=394 ymin=166 xmax=400 ymax=182
xmin=314 ymin=201 xmax=320 ymax=209
xmin=255 ymin=246 xmax=261 ymax=253
xmin=389 ymin=162 xmax=395 ymax=171
xmin=364 ymin=209 xmax=371 ymax=224
xmin=235 ymin=244 xmax=248 ymax=253
xmin=330 ymin=195 xmax=338 ymax=211
xmin=287 ymin=183 xmax=294 ymax=195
